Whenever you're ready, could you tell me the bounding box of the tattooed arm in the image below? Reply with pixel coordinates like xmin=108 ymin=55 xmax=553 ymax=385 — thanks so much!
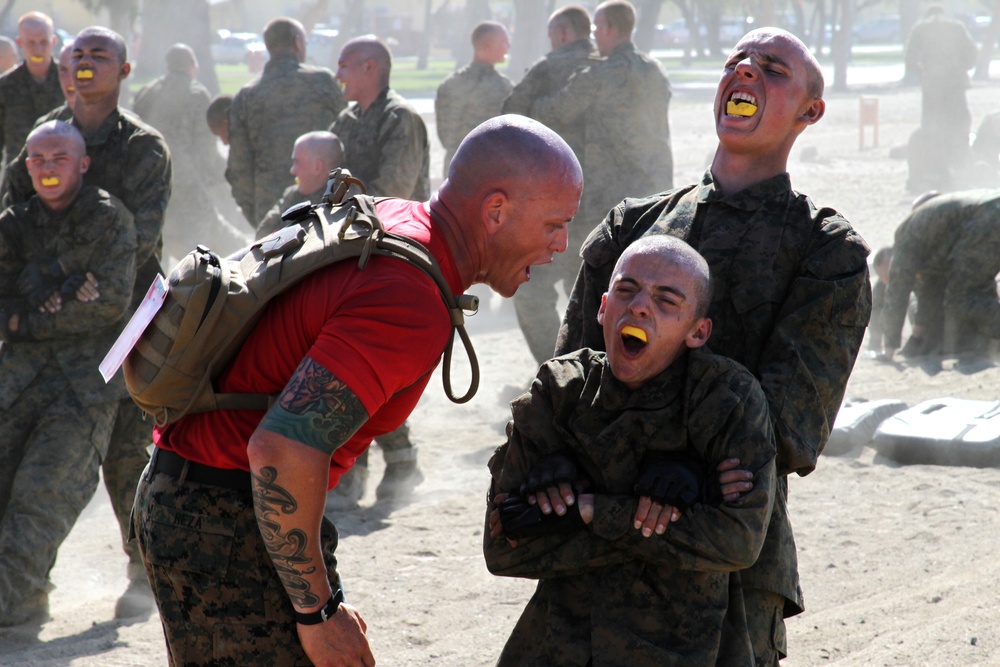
xmin=247 ymin=356 xmax=376 ymax=667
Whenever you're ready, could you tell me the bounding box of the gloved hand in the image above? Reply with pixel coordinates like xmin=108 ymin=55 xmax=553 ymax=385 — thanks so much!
xmin=17 ymin=261 xmax=64 ymax=309
xmin=60 ymin=273 xmax=88 ymax=297
xmin=635 ymin=452 xmax=702 ymax=511
xmin=520 ymin=451 xmax=586 ymax=497
xmin=497 ymin=494 xmax=585 ymax=539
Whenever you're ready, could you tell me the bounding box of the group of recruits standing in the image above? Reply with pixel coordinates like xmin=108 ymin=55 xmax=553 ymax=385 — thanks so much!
xmin=0 ymin=3 xmax=876 ymax=667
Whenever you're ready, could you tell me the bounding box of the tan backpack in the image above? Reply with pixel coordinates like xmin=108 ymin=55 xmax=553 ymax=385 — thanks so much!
xmin=122 ymin=170 xmax=479 ymax=426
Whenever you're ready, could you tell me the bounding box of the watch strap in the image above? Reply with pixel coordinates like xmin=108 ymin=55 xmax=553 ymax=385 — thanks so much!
xmin=294 ymin=586 xmax=344 ymax=625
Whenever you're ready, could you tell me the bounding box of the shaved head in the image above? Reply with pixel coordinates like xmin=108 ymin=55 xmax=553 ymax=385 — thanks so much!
xmin=18 ymin=12 xmax=54 ymax=35
xmin=263 ymin=17 xmax=306 ymax=56
xmin=295 ymin=131 xmax=343 ymax=168
xmin=166 ymin=43 xmax=196 ymax=74
xmin=27 ymin=120 xmax=87 ymax=158
xmin=75 ymin=26 xmax=128 ymax=63
xmin=736 ymin=27 xmax=824 ymax=99
xmin=616 ymin=236 xmax=712 ymax=317
xmin=548 ymin=6 xmax=591 ymax=40
xmin=342 ymin=36 xmax=392 ymax=87
xmin=448 ymin=114 xmax=582 ymax=199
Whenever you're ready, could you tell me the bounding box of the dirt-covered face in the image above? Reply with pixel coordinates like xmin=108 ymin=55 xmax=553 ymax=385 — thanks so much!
xmin=26 ymin=132 xmax=90 ymax=212
xmin=714 ymin=29 xmax=824 ymax=158
xmin=597 ymin=251 xmax=711 ymax=390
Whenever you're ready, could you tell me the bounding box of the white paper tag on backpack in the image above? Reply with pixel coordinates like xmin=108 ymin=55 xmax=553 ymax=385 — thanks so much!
xmin=99 ymin=274 xmax=169 ymax=382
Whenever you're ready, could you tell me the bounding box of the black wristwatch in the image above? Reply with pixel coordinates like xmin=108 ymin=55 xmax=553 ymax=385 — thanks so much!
xmin=294 ymin=587 xmax=344 ymax=625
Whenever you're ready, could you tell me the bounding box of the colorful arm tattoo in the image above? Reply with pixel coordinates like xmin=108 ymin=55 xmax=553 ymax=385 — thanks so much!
xmin=258 ymin=356 xmax=369 ymax=454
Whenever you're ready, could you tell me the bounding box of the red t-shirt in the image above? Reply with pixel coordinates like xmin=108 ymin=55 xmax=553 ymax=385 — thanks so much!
xmin=154 ymin=199 xmax=465 ymax=488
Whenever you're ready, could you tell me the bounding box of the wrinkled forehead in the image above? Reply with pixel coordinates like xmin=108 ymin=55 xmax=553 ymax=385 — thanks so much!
xmin=730 ymin=29 xmax=801 ymax=61
xmin=74 ymin=34 xmax=117 ymax=56
xmin=19 ymin=20 xmax=52 ymax=39
xmin=28 ymin=132 xmax=83 ymax=156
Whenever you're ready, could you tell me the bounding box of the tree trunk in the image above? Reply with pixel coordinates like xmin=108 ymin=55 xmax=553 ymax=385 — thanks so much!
xmin=508 ymin=0 xmax=552 ymax=83
xmin=634 ymin=0 xmax=665 ymax=53
xmin=452 ymin=0 xmax=491 ymax=66
xmin=0 ymin=0 xmax=18 ymax=31
xmin=831 ymin=0 xmax=854 ymax=92
xmin=974 ymin=0 xmax=1000 ymax=81
xmin=136 ymin=0 xmax=219 ymax=95
xmin=416 ymin=0 xmax=436 ymax=70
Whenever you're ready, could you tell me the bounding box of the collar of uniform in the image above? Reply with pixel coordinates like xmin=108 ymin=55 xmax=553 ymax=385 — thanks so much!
xmin=467 ymin=60 xmax=495 ymax=75
xmin=694 ymin=169 xmax=792 ymax=212
xmin=358 ymin=86 xmax=392 ymax=117
xmin=599 ymin=348 xmax=687 ymax=412
xmin=608 ymin=42 xmax=636 ymax=59
xmin=555 ymin=38 xmax=597 ymax=57
xmin=263 ymin=53 xmax=301 ymax=75
xmin=72 ymin=107 xmax=123 ymax=147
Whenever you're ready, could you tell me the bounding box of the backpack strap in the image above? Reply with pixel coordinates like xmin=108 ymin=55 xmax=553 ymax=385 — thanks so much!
xmin=329 ymin=194 xmax=481 ymax=404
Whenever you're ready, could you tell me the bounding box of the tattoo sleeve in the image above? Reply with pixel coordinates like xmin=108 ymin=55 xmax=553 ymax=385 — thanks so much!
xmin=258 ymin=356 xmax=369 ymax=454
xmin=252 ymin=465 xmax=322 ymax=609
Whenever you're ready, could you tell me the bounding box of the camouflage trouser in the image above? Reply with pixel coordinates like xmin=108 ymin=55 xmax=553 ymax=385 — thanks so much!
xmin=744 ymin=588 xmax=787 ymax=667
xmin=513 ymin=227 xmax=586 ymax=367
xmin=134 ymin=454 xmax=342 ymax=666
xmin=104 ymin=397 xmax=153 ymax=577
xmin=0 ymin=359 xmax=116 ymax=620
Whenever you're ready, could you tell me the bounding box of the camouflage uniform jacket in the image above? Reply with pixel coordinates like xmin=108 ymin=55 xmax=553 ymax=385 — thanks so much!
xmin=331 ymin=87 xmax=430 ymax=200
xmin=502 ymin=38 xmax=598 ymax=160
xmin=531 ymin=42 xmax=674 ymax=219
xmin=485 ymin=347 xmax=776 ymax=667
xmin=5 ymin=107 xmax=172 ymax=311
xmin=883 ymin=189 xmax=1000 ymax=349
xmin=255 ymin=183 xmax=325 ymax=240
xmin=133 ymin=72 xmax=224 ymax=190
xmin=226 ymin=54 xmax=345 ymax=224
xmin=434 ymin=60 xmax=512 ymax=171
xmin=0 ymin=186 xmax=137 ymax=408
xmin=556 ymin=171 xmax=872 ymax=613
xmin=0 ymin=60 xmax=63 ymax=164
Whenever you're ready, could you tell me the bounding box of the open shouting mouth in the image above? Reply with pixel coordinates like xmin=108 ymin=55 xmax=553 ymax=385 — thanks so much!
xmin=621 ymin=325 xmax=648 ymax=354
xmin=726 ymin=91 xmax=758 ymax=117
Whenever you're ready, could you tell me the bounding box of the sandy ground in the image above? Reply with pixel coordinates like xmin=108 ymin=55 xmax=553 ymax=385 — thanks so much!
xmin=4 ymin=75 xmax=1000 ymax=666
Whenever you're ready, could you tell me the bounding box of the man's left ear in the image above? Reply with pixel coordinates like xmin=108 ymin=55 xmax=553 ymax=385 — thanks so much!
xmin=685 ymin=317 xmax=712 ymax=349
xmin=80 ymin=155 xmax=90 ymax=175
xmin=119 ymin=61 xmax=131 ymax=80
xmin=800 ymin=98 xmax=825 ymax=125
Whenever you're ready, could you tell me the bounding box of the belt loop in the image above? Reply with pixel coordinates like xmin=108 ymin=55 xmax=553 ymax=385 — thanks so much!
xmin=178 ymin=460 xmax=190 ymax=485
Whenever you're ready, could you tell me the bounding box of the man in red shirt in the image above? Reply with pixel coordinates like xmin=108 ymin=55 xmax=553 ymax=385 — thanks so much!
xmin=133 ymin=114 xmax=583 ymax=666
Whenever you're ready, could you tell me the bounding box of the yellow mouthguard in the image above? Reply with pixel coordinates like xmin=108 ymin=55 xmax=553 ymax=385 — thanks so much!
xmin=294 ymin=177 xmax=301 ymax=186
xmin=41 ymin=177 xmax=60 ymax=187
xmin=29 ymin=56 xmax=45 ymax=63
xmin=76 ymin=70 xmax=94 ymax=79
xmin=621 ymin=325 xmax=647 ymax=343
xmin=726 ymin=100 xmax=758 ymax=117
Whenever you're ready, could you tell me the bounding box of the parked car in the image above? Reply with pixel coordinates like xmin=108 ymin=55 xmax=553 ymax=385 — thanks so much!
xmin=211 ymin=30 xmax=264 ymax=65
xmin=307 ymin=27 xmax=340 ymax=69
xmin=852 ymin=15 xmax=902 ymax=45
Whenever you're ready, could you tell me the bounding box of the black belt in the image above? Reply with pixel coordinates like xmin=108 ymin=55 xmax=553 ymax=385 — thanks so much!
xmin=150 ymin=447 xmax=252 ymax=492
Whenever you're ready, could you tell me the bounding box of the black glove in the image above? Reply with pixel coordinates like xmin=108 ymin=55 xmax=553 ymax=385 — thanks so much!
xmin=17 ymin=261 xmax=64 ymax=309
xmin=520 ymin=451 xmax=586 ymax=497
xmin=60 ymin=273 xmax=88 ymax=297
xmin=634 ymin=452 xmax=702 ymax=511
xmin=497 ymin=495 xmax=585 ymax=539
